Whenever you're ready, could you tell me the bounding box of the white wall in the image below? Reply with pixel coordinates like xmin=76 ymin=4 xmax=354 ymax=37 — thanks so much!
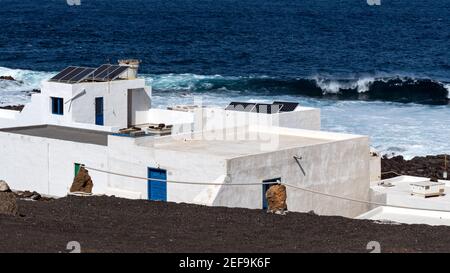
xmin=147 ymin=108 xmax=194 ymax=125
xmin=69 ymin=79 xmax=147 ymax=128
xmin=40 ymin=81 xmax=74 ymax=125
xmin=369 ymin=153 xmax=381 ymax=185
xmin=0 ymin=132 xmax=108 ymax=197
xmin=194 ymin=107 xmax=321 ymax=133
xmin=104 ymin=129 xmax=370 ymax=217
xmin=0 ymin=79 xmax=150 ymax=130
xmin=0 ymin=94 xmax=47 ymax=128
xmin=103 ymin=135 xmax=227 ymax=201
xmin=130 ymin=87 xmax=152 ymax=125
xmin=213 ymin=136 xmax=370 ymax=217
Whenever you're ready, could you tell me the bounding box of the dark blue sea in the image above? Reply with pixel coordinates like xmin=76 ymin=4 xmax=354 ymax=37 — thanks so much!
xmin=0 ymin=0 xmax=449 ymax=157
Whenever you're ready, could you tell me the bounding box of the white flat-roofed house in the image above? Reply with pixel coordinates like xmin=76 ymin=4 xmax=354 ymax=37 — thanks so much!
xmin=0 ymin=61 xmax=378 ymax=218
xmin=359 ymin=175 xmax=450 ymax=225
xmin=0 ymin=63 xmax=152 ymax=130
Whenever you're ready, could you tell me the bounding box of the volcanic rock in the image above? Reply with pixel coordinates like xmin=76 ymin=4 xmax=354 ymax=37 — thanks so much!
xmin=265 ymin=184 xmax=287 ymax=214
xmin=70 ymin=167 xmax=93 ymax=193
xmin=0 ymin=192 xmax=18 ymax=216
xmin=382 ymin=154 xmax=450 ymax=180
xmin=0 ymin=105 xmax=24 ymax=111
xmin=0 ymin=180 xmax=11 ymax=192
xmin=0 ymin=76 xmax=16 ymax=81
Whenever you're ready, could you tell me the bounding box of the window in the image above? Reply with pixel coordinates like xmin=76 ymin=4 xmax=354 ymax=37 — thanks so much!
xmin=74 ymin=163 xmax=82 ymax=177
xmin=51 ymin=97 xmax=64 ymax=115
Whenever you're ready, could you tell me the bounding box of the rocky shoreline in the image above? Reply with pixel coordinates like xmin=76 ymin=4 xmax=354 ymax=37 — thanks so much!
xmin=381 ymin=154 xmax=449 ymax=180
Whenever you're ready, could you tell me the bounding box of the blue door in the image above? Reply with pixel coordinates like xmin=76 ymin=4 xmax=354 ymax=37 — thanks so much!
xmin=262 ymin=178 xmax=280 ymax=210
xmin=148 ymin=167 xmax=167 ymax=201
xmin=95 ymin=97 xmax=104 ymax=125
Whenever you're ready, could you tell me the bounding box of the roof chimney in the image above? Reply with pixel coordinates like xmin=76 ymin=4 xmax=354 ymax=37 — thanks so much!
xmin=118 ymin=59 xmax=140 ymax=79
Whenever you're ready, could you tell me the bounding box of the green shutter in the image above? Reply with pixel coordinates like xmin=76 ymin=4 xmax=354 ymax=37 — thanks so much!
xmin=74 ymin=163 xmax=81 ymax=177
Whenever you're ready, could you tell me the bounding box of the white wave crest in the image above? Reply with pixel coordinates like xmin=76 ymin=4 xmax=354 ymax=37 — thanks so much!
xmin=0 ymin=66 xmax=54 ymax=106
xmin=313 ymin=76 xmax=377 ymax=94
xmin=0 ymin=66 xmax=53 ymax=92
xmin=444 ymin=83 xmax=450 ymax=98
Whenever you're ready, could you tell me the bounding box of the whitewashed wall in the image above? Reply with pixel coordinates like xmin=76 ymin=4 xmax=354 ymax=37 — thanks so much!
xmin=213 ymin=136 xmax=370 ymax=217
xmin=0 ymin=79 xmax=150 ymax=130
xmin=0 ymin=132 xmax=108 ymax=197
xmin=194 ymin=107 xmax=321 ymax=133
xmin=103 ymin=135 xmax=227 ymax=201
xmin=130 ymin=87 xmax=152 ymax=125
xmin=69 ymin=79 xmax=149 ymax=128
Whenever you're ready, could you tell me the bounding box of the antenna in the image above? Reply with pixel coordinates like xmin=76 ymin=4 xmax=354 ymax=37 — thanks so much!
xmin=444 ymin=155 xmax=448 ymax=179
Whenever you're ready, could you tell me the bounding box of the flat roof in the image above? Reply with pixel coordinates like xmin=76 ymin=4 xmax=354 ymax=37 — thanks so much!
xmin=0 ymin=125 xmax=110 ymax=146
xmin=156 ymin=134 xmax=330 ymax=158
xmin=372 ymin=175 xmax=450 ymax=209
xmin=152 ymin=128 xmax=347 ymax=158
xmin=357 ymin=206 xmax=450 ymax=226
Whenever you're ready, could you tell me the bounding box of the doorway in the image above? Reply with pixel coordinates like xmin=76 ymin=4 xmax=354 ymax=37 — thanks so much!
xmin=95 ymin=97 xmax=104 ymax=125
xmin=262 ymin=178 xmax=281 ymax=209
xmin=148 ymin=167 xmax=167 ymax=201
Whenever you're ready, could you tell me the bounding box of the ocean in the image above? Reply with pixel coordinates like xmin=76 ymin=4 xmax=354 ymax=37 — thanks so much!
xmin=0 ymin=0 xmax=449 ymax=158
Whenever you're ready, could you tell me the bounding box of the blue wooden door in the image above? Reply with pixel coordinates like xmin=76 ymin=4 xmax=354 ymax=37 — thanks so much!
xmin=95 ymin=97 xmax=104 ymax=125
xmin=262 ymin=178 xmax=280 ymax=209
xmin=148 ymin=168 xmax=167 ymax=201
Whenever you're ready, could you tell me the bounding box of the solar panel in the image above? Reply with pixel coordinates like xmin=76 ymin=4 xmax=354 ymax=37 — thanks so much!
xmin=92 ymin=64 xmax=112 ymax=78
xmin=49 ymin=66 xmax=77 ymax=81
xmin=94 ymin=65 xmax=123 ymax=80
xmin=50 ymin=64 xmax=131 ymax=83
xmin=67 ymin=68 xmax=96 ymax=83
xmin=103 ymin=65 xmax=129 ymax=81
xmin=273 ymin=101 xmax=299 ymax=112
xmin=58 ymin=67 xmax=87 ymax=82
xmin=225 ymin=102 xmax=256 ymax=112
xmin=253 ymin=103 xmax=281 ymax=114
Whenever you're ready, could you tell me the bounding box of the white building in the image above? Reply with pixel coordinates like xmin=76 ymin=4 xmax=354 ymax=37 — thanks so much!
xmin=0 ymin=61 xmax=378 ymax=218
xmin=356 ymin=175 xmax=450 ymax=225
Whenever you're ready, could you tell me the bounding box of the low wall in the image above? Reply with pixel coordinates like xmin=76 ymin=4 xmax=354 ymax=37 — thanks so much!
xmin=194 ymin=107 xmax=321 ymax=132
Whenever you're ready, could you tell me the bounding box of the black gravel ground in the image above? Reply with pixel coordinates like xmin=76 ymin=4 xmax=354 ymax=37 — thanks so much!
xmin=1 ymin=195 xmax=450 ymax=253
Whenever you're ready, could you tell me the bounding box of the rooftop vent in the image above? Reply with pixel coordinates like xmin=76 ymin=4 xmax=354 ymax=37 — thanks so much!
xmin=410 ymin=181 xmax=445 ymax=198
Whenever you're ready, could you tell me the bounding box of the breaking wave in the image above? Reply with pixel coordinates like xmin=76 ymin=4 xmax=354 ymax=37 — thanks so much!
xmin=149 ymin=74 xmax=450 ymax=105
xmin=0 ymin=66 xmax=53 ymax=105
xmin=1 ymin=66 xmax=449 ymax=105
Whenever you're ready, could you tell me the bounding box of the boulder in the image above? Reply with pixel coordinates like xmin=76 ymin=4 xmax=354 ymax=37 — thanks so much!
xmin=0 ymin=192 xmax=18 ymax=216
xmin=30 ymin=192 xmax=41 ymax=200
xmin=70 ymin=167 xmax=93 ymax=193
xmin=0 ymin=180 xmax=11 ymax=192
xmin=265 ymin=184 xmax=287 ymax=214
xmin=0 ymin=105 xmax=25 ymax=111
xmin=0 ymin=75 xmax=16 ymax=81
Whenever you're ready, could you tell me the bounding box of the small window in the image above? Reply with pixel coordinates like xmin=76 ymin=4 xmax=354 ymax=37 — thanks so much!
xmin=51 ymin=97 xmax=64 ymax=115
xmin=74 ymin=163 xmax=82 ymax=177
